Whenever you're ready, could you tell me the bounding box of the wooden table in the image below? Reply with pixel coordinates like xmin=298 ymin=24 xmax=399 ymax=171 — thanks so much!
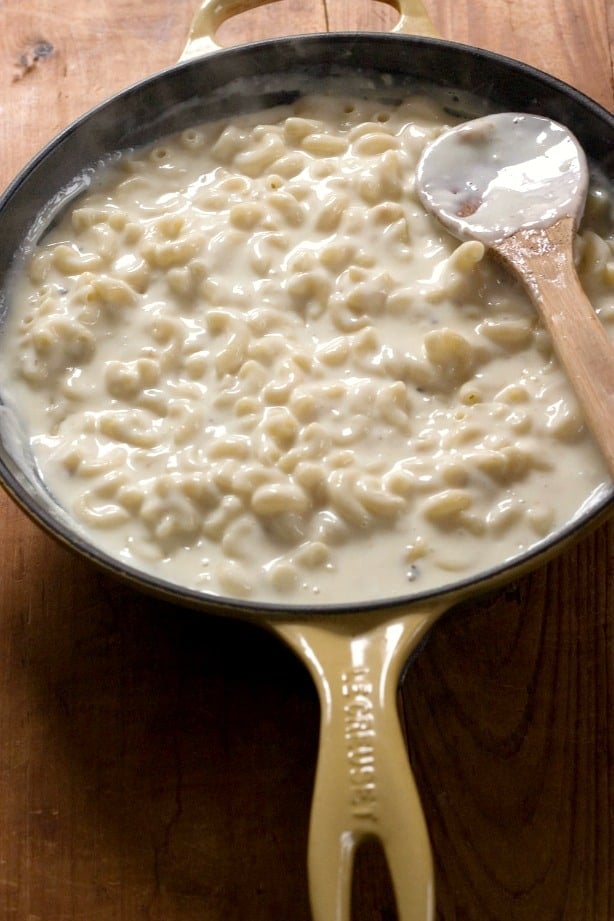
xmin=0 ymin=2 xmax=612 ymax=919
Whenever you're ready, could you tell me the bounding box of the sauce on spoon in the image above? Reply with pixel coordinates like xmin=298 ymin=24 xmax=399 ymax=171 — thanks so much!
xmin=415 ymin=112 xmax=589 ymax=242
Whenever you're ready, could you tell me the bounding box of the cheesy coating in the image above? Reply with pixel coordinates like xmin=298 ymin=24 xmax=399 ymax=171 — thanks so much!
xmin=1 ymin=92 xmax=612 ymax=603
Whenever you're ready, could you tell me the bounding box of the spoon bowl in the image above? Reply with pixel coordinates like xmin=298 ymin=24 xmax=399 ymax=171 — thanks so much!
xmin=416 ymin=113 xmax=614 ymax=477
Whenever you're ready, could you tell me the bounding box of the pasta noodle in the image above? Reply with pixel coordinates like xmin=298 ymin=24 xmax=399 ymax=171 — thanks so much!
xmin=0 ymin=91 xmax=612 ymax=603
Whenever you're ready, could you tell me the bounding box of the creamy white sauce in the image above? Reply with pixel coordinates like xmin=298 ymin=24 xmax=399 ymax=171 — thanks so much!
xmin=416 ymin=113 xmax=588 ymax=243
xmin=0 ymin=94 xmax=612 ymax=604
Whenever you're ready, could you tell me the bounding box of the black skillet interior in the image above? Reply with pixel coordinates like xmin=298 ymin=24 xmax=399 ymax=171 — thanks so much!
xmin=0 ymin=34 xmax=612 ymax=616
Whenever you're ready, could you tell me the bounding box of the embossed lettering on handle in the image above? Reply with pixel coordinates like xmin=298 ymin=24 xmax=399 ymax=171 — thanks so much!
xmin=342 ymin=666 xmax=378 ymax=820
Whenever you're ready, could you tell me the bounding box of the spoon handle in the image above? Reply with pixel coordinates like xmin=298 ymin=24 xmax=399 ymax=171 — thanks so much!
xmin=493 ymin=216 xmax=614 ymax=478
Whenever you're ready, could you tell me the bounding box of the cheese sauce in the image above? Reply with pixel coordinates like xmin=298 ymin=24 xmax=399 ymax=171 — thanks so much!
xmin=0 ymin=93 xmax=612 ymax=603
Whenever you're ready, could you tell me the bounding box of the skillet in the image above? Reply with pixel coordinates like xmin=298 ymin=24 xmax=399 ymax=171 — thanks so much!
xmin=0 ymin=1 xmax=612 ymax=918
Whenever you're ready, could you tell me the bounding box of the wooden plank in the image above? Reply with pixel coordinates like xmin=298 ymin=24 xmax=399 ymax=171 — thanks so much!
xmin=433 ymin=0 xmax=614 ymax=110
xmin=0 ymin=2 xmax=612 ymax=920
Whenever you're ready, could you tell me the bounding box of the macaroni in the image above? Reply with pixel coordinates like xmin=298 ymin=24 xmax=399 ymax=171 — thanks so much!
xmin=1 ymin=91 xmax=612 ymax=603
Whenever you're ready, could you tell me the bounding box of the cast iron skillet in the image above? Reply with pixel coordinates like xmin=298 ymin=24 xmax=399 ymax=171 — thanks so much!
xmin=0 ymin=1 xmax=612 ymax=918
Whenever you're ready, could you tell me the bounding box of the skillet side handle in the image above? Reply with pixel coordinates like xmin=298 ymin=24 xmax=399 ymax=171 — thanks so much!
xmin=271 ymin=606 xmax=444 ymax=921
xmin=180 ymin=0 xmax=440 ymax=62
xmin=385 ymin=0 xmax=440 ymax=39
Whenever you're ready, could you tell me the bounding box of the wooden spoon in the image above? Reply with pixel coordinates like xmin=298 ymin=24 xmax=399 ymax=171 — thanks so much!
xmin=416 ymin=112 xmax=614 ymax=477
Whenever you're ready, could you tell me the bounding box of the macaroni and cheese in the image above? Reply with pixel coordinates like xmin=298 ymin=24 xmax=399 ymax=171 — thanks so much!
xmin=1 ymin=92 xmax=612 ymax=603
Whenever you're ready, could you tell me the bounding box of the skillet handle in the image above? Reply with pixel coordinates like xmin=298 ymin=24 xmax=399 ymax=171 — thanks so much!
xmin=180 ymin=0 xmax=440 ymax=61
xmin=271 ymin=605 xmax=443 ymax=921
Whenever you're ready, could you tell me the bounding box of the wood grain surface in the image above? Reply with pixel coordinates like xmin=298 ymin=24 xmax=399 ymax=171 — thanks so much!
xmin=0 ymin=2 xmax=612 ymax=919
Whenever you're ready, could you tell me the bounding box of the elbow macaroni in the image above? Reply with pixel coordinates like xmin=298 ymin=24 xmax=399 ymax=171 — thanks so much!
xmin=1 ymin=91 xmax=613 ymax=603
